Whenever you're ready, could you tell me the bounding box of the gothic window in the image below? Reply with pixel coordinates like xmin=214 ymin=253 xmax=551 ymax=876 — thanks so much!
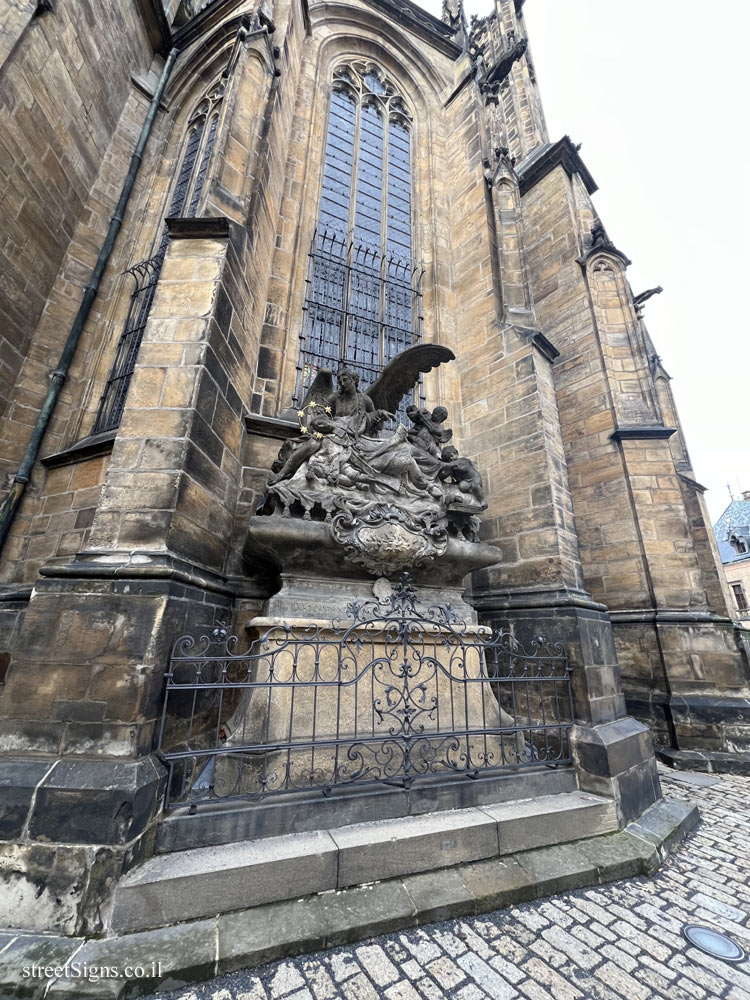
xmin=92 ymin=83 xmax=223 ymax=435
xmin=296 ymin=63 xmax=423 ymax=406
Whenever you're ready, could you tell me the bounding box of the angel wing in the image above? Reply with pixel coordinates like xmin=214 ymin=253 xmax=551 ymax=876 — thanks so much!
xmin=299 ymin=369 xmax=334 ymax=410
xmin=366 ymin=344 xmax=456 ymax=413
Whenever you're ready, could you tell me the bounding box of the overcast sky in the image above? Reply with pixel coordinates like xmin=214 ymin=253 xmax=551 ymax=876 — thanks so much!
xmin=419 ymin=0 xmax=750 ymax=524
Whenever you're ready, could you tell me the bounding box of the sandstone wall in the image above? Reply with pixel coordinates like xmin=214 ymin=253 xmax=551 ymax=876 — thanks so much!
xmin=0 ymin=1 xmax=154 ymax=448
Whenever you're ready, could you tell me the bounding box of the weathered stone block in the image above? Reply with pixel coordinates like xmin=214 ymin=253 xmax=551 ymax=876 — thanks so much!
xmin=515 ymin=840 xmax=598 ymax=895
xmin=483 ymin=790 xmax=618 ymax=854
xmin=0 ymin=840 xmax=122 ymax=936
xmin=0 ymin=759 xmax=51 ymax=841
xmin=403 ymin=867 xmax=476 ymax=923
xmin=216 ymin=895 xmax=329 ymax=975
xmin=572 ymin=717 xmax=661 ymax=822
xmin=28 ymin=757 xmax=165 ymax=846
xmin=320 ymin=880 xmax=418 ymax=948
xmin=0 ymin=930 xmax=84 ymax=999
xmin=47 ymin=919 xmax=216 ymax=997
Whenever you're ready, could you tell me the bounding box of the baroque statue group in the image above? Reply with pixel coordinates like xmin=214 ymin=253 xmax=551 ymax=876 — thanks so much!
xmin=260 ymin=345 xmax=487 ymax=576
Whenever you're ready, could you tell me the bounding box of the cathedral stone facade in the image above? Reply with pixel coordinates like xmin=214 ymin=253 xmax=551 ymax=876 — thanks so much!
xmin=0 ymin=0 xmax=746 ymax=950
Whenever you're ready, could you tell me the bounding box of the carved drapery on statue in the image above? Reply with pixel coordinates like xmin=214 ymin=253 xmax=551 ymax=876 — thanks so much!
xmin=260 ymin=345 xmax=487 ymax=577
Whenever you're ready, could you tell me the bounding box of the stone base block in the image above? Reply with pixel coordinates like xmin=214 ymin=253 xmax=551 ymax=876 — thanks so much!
xmin=109 ymin=828 xmax=338 ymax=933
xmin=571 ymin=716 xmax=661 ymax=823
xmin=109 ymin=790 xmax=617 ymax=933
xmin=156 ymin=766 xmax=578 ymax=852
xmin=0 ymin=755 xmax=165 ymax=935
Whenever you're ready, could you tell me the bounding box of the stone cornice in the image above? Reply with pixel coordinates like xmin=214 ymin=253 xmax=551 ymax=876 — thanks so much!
xmin=130 ymin=72 xmax=169 ymax=110
xmin=38 ymin=551 xmax=267 ymax=600
xmin=677 ymin=472 xmax=708 ymax=494
xmin=41 ymin=431 xmax=116 ymax=469
xmin=610 ymin=426 xmax=676 ymax=443
xmin=472 ymin=586 xmax=609 ymax=615
xmin=0 ymin=584 xmax=33 ymax=604
xmin=579 ymin=223 xmax=632 ymax=269
xmin=517 ymin=136 xmax=598 ymax=196
xmin=165 ymin=215 xmax=234 ymax=239
xmin=245 ymin=413 xmax=300 ymax=440
xmin=609 ymin=608 xmax=728 ymax=625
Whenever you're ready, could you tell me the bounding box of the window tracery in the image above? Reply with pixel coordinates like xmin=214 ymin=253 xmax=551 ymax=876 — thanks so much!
xmin=295 ymin=62 xmax=423 ymax=409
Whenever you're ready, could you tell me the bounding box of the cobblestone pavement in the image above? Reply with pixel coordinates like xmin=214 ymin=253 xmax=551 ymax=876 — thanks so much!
xmin=147 ymin=769 xmax=750 ymax=1000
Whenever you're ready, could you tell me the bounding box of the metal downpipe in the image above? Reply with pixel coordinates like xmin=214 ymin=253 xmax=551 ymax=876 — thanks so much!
xmin=0 ymin=46 xmax=179 ymax=557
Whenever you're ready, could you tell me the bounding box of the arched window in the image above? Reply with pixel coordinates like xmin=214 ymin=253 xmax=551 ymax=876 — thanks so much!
xmin=92 ymin=83 xmax=224 ymax=435
xmin=295 ymin=63 xmax=423 ymax=405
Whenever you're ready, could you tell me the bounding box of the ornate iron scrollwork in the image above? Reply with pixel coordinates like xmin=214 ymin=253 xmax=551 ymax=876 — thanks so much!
xmin=158 ymin=576 xmax=574 ymax=811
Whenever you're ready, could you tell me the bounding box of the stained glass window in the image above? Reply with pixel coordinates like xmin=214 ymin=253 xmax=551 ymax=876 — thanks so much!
xmin=296 ymin=63 xmax=423 ymax=405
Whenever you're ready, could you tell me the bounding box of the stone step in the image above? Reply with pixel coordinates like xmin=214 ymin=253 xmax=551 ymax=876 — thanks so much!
xmin=19 ymin=799 xmax=700 ymax=999
xmin=109 ymin=789 xmax=618 ymax=933
xmin=155 ymin=765 xmax=579 ymax=853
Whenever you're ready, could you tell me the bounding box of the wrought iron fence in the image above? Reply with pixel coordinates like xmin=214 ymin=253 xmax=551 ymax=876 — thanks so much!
xmin=157 ymin=577 xmax=574 ymax=810
xmin=294 ymin=229 xmax=425 ymax=412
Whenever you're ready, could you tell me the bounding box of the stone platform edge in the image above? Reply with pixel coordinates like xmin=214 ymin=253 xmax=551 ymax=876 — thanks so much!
xmin=657 ymin=747 xmax=750 ymax=775
xmin=0 ymin=798 xmax=698 ymax=1000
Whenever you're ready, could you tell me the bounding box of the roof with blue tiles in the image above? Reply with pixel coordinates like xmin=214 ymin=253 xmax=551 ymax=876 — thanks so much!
xmin=713 ymin=497 xmax=750 ymax=565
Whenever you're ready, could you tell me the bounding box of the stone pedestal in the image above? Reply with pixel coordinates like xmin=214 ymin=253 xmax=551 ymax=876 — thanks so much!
xmin=212 ymin=514 xmax=525 ymax=797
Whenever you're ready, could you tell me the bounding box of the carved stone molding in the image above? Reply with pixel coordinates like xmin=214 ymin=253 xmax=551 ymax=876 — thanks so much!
xmin=330 ymin=502 xmax=449 ymax=577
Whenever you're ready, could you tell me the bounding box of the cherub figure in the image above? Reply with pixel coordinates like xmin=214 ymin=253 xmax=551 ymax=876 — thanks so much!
xmin=438 ymin=445 xmax=485 ymax=505
xmin=406 ymin=405 xmax=453 ymax=458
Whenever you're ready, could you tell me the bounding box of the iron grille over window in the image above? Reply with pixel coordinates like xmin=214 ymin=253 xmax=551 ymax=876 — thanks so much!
xmin=92 ymin=83 xmax=223 ymax=434
xmin=295 ymin=63 xmax=424 ymax=405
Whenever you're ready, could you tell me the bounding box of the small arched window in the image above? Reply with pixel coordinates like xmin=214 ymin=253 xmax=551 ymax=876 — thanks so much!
xmin=155 ymin=83 xmax=224 ymax=254
xmin=92 ymin=83 xmax=224 ymax=435
xmin=295 ymin=63 xmax=423 ymax=405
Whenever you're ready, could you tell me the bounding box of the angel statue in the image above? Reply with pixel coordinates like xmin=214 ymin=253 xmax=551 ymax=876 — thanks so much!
xmin=266 ymin=344 xmax=458 ymax=509
xmin=324 ymin=368 xmax=394 ymax=439
xmin=258 ymin=343 xmax=495 ymax=575
xmin=308 ymin=344 xmax=455 ymax=434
